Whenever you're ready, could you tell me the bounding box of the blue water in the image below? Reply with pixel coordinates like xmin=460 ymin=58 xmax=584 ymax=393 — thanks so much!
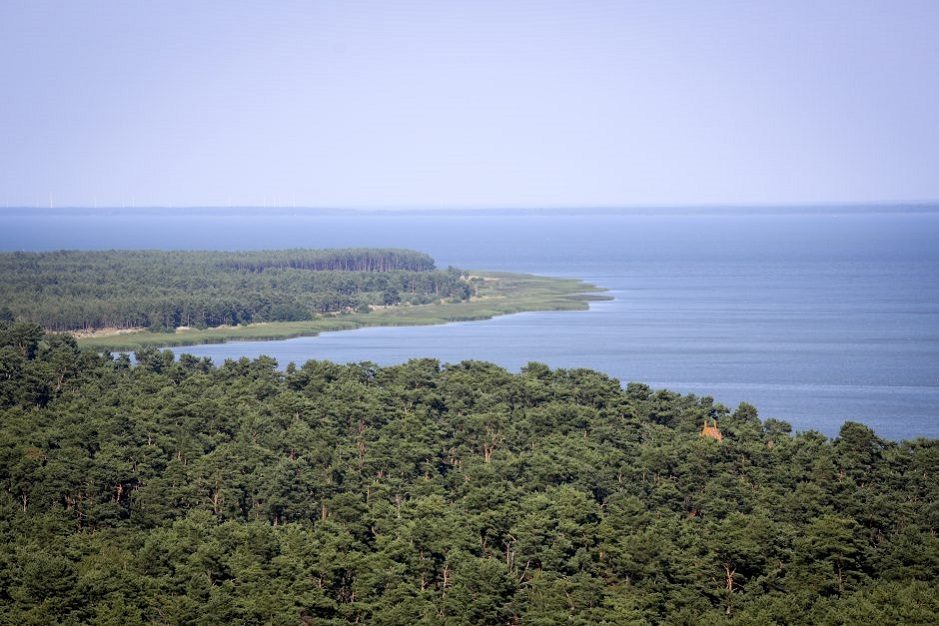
xmin=3 ymin=207 xmax=938 ymax=440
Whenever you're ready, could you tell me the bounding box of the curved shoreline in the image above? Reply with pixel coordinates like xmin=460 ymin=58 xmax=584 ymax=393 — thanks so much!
xmin=76 ymin=271 xmax=610 ymax=351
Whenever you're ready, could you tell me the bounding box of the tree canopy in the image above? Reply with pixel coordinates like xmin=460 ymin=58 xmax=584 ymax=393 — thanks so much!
xmin=0 ymin=249 xmax=470 ymax=332
xmin=1 ymin=322 xmax=937 ymax=624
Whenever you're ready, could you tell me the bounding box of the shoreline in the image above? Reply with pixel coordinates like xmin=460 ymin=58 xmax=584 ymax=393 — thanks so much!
xmin=76 ymin=271 xmax=610 ymax=351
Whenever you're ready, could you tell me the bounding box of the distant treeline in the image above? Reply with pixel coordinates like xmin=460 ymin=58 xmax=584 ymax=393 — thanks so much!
xmin=0 ymin=249 xmax=471 ymax=331
xmin=1 ymin=322 xmax=937 ymax=623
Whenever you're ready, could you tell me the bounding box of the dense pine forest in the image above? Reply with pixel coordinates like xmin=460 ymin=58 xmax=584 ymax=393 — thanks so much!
xmin=0 ymin=249 xmax=471 ymax=332
xmin=1 ymin=320 xmax=937 ymax=624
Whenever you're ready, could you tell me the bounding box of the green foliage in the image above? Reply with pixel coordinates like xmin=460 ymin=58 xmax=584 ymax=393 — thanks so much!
xmin=73 ymin=270 xmax=608 ymax=351
xmin=0 ymin=248 xmax=470 ymax=331
xmin=0 ymin=329 xmax=936 ymax=623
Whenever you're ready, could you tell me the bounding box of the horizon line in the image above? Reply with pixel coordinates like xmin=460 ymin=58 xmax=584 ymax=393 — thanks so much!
xmin=3 ymin=200 xmax=939 ymax=212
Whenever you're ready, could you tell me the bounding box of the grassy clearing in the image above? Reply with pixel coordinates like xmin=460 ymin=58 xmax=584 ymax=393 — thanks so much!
xmin=77 ymin=271 xmax=609 ymax=351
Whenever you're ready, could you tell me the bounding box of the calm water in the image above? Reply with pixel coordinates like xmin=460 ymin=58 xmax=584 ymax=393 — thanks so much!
xmin=3 ymin=208 xmax=938 ymax=440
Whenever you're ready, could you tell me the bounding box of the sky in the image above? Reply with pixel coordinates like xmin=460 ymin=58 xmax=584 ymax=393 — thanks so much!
xmin=1 ymin=1 xmax=938 ymax=209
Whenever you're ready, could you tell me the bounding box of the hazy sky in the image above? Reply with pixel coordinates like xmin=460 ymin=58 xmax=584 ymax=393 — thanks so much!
xmin=1 ymin=1 xmax=938 ymax=208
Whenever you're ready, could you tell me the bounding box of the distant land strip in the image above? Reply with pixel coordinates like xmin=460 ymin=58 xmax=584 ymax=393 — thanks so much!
xmin=75 ymin=271 xmax=609 ymax=351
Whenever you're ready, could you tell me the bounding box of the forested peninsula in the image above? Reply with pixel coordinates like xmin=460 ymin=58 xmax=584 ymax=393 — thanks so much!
xmin=0 ymin=249 xmax=605 ymax=350
xmin=1 ymin=322 xmax=937 ymax=624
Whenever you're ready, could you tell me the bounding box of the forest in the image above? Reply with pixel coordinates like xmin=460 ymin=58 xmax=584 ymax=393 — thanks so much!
xmin=0 ymin=249 xmax=471 ymax=332
xmin=1 ymin=320 xmax=937 ymax=624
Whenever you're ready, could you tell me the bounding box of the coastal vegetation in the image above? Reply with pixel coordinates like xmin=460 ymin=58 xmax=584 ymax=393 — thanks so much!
xmin=74 ymin=271 xmax=604 ymax=351
xmin=0 ymin=249 xmax=606 ymax=351
xmin=1 ymin=321 xmax=937 ymax=624
xmin=0 ymin=249 xmax=467 ymax=331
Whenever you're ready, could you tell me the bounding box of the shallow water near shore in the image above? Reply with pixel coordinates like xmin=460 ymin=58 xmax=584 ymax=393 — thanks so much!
xmin=3 ymin=207 xmax=938 ymax=439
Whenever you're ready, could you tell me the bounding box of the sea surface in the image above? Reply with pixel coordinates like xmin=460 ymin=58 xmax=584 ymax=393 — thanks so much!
xmin=3 ymin=207 xmax=938 ymax=440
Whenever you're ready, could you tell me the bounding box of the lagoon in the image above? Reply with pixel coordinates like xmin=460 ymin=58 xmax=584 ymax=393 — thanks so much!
xmin=3 ymin=207 xmax=938 ymax=439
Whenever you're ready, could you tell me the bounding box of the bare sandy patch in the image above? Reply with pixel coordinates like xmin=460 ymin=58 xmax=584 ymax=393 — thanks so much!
xmin=67 ymin=327 xmax=145 ymax=339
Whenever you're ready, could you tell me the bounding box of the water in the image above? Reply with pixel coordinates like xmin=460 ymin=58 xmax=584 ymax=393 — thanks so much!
xmin=3 ymin=207 xmax=938 ymax=440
